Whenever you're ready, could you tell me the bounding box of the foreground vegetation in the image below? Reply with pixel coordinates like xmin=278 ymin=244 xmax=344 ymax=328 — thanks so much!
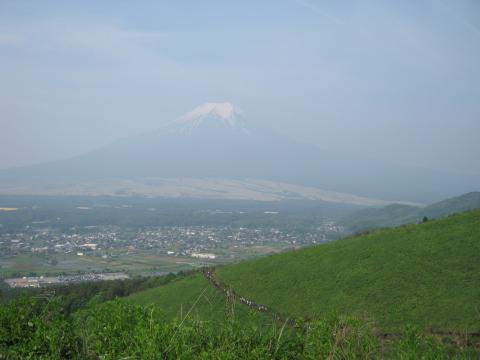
xmin=1 ymin=295 xmax=478 ymax=359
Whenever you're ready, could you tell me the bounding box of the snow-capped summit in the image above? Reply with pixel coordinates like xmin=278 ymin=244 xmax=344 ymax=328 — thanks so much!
xmin=183 ymin=102 xmax=237 ymax=122
xmin=167 ymin=102 xmax=249 ymax=134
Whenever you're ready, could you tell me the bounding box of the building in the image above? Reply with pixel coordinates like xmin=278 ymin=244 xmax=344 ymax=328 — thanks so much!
xmin=191 ymin=253 xmax=216 ymax=260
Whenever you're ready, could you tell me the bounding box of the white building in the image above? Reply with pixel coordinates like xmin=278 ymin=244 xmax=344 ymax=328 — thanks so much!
xmin=80 ymin=243 xmax=98 ymax=250
xmin=191 ymin=253 xmax=216 ymax=260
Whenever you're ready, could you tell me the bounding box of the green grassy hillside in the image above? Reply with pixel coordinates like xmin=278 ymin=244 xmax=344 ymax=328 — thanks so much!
xmin=217 ymin=210 xmax=480 ymax=331
xmin=343 ymin=191 xmax=480 ymax=232
xmin=125 ymin=273 xmax=264 ymax=324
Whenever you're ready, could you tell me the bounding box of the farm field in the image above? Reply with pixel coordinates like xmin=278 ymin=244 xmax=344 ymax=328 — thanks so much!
xmin=0 ymin=251 xmax=211 ymax=278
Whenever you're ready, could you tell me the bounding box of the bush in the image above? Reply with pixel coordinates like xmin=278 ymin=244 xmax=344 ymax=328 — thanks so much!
xmin=303 ymin=315 xmax=379 ymax=359
xmin=0 ymin=297 xmax=477 ymax=359
xmin=0 ymin=296 xmax=80 ymax=359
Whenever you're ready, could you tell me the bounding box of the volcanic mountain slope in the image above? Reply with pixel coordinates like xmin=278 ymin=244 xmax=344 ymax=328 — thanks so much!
xmin=0 ymin=178 xmax=399 ymax=206
xmin=1 ymin=102 xmax=478 ymax=203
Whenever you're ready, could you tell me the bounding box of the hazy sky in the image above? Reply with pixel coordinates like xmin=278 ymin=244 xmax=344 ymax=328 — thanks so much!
xmin=1 ymin=0 xmax=479 ymax=174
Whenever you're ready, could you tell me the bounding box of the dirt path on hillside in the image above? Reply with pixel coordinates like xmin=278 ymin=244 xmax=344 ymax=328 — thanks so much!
xmin=202 ymin=268 xmax=295 ymax=326
xmin=202 ymin=268 xmax=480 ymax=345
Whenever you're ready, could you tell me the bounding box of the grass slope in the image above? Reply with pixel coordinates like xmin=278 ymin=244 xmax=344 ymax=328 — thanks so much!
xmin=125 ymin=273 xmax=264 ymax=324
xmin=217 ymin=210 xmax=480 ymax=332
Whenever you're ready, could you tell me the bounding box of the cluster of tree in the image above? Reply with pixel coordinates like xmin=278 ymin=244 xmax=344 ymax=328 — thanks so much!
xmin=1 ymin=271 xmax=189 ymax=314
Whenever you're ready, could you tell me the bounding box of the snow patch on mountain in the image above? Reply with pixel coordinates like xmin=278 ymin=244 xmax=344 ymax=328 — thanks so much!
xmin=183 ymin=102 xmax=237 ymax=122
xmin=165 ymin=102 xmax=249 ymax=134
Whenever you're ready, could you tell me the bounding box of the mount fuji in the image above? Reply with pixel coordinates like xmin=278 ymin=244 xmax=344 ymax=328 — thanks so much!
xmin=0 ymin=102 xmax=478 ymax=204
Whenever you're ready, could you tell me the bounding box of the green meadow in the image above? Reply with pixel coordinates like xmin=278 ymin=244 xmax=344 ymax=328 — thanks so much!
xmin=217 ymin=210 xmax=480 ymax=332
